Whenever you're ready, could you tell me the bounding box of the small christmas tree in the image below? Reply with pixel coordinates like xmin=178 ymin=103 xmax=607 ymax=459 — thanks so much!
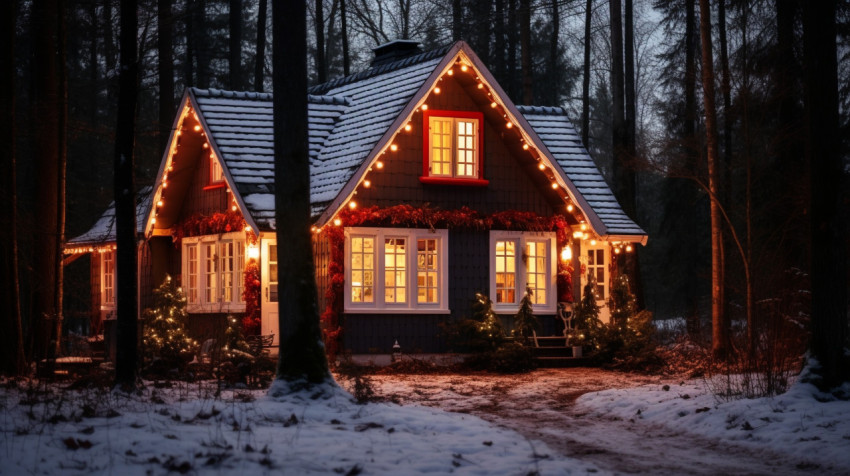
xmin=574 ymin=276 xmax=604 ymax=351
xmin=142 ymin=275 xmax=197 ymax=370
xmin=223 ymin=314 xmax=253 ymax=360
xmin=609 ymin=274 xmax=637 ymax=328
xmin=472 ymin=292 xmax=504 ymax=350
xmin=513 ymin=286 xmax=539 ymax=343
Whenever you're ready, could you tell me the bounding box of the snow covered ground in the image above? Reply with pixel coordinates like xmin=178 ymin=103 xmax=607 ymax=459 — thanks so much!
xmin=0 ymin=378 xmax=595 ymax=475
xmin=3 ymin=367 xmax=848 ymax=475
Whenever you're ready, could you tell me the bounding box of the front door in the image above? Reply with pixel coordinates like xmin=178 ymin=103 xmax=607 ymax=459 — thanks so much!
xmin=261 ymin=238 xmax=280 ymax=346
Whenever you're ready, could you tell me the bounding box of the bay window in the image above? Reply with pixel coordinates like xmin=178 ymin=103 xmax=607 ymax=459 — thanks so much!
xmin=345 ymin=228 xmax=449 ymax=313
xmin=489 ymin=231 xmax=556 ymax=313
xmin=182 ymin=232 xmax=246 ymax=312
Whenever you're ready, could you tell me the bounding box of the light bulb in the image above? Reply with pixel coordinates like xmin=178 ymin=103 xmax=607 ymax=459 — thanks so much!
xmin=490 ymin=101 xmax=497 ymax=108
xmin=551 ymin=182 xmax=559 ymax=189
xmin=434 ymin=87 xmax=441 ymax=94
xmin=460 ymin=64 xmax=468 ymax=72
xmin=349 ymin=201 xmax=357 ymax=209
xmin=523 ymin=143 xmax=529 ymax=150
xmin=390 ymin=144 xmax=398 ymax=152
xmin=477 ymin=83 xmax=484 ymax=89
xmin=538 ymin=163 xmax=546 ymax=171
xmin=194 ymin=125 xmax=201 ymax=132
xmin=421 ymin=104 xmax=428 ymax=110
xmin=376 ymin=161 xmax=384 ymax=169
xmin=506 ymin=122 xmax=513 ymax=128
xmin=364 ymin=180 xmax=371 ymax=188
xmin=333 ymin=218 xmax=342 ymax=226
xmin=404 ymin=123 xmax=412 ymax=132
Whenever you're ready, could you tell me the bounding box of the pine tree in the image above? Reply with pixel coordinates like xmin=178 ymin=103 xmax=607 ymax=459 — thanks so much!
xmin=513 ymin=286 xmax=539 ymax=343
xmin=609 ymin=274 xmax=637 ymax=328
xmin=472 ymin=292 xmax=504 ymax=349
xmin=574 ymin=277 xmax=603 ymax=351
xmin=142 ymin=275 xmax=197 ymax=369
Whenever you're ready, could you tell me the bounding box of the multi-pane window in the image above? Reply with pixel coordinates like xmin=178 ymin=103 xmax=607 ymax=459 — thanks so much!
xmin=494 ymin=240 xmax=517 ymax=304
xmin=101 ymin=250 xmax=115 ymax=308
xmin=350 ymin=236 xmax=375 ymax=303
xmin=183 ymin=233 xmax=246 ymax=312
xmin=425 ymin=111 xmax=483 ymax=180
xmin=210 ymin=155 xmax=224 ymax=184
xmin=526 ymin=241 xmax=548 ymax=306
xmin=384 ymin=238 xmax=407 ymax=303
xmin=417 ymin=239 xmax=439 ymax=304
xmin=345 ymin=228 xmax=448 ymax=312
xmin=490 ymin=231 xmax=555 ymax=313
xmin=587 ymin=248 xmax=606 ymax=301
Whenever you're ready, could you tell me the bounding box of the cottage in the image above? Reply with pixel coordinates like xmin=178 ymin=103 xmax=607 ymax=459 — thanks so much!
xmin=65 ymin=40 xmax=646 ymax=357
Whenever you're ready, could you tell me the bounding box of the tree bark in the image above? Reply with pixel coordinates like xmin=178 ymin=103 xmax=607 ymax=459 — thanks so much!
xmin=520 ymin=0 xmax=532 ymax=104
xmin=32 ymin=0 xmax=66 ymax=360
xmin=185 ymin=0 xmax=195 ymax=87
xmin=581 ymin=0 xmax=591 ymax=146
xmin=507 ymin=0 xmax=518 ymax=98
xmin=803 ymin=0 xmax=847 ymax=389
xmin=0 ymin=0 xmax=27 ymax=376
xmin=114 ymin=0 xmax=140 ymax=388
xmin=159 ymin=0 xmax=175 ymax=153
xmin=230 ymin=0 xmax=243 ymax=90
xmin=255 ymin=0 xmax=267 ymax=90
xmin=340 ymin=0 xmax=349 ymax=75
xmin=452 ymin=0 xmax=461 ymax=42
xmin=494 ymin=0 xmax=505 ymax=85
xmin=315 ymin=0 xmax=326 ymax=83
xmin=272 ymin=0 xmax=330 ymax=384
xmin=698 ymin=0 xmax=728 ymax=360
xmin=549 ymin=0 xmax=560 ymax=106
xmin=194 ymin=0 xmax=209 ymax=89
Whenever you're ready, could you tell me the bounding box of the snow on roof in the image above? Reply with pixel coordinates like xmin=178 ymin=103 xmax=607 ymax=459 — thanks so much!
xmin=518 ymin=106 xmax=646 ymax=238
xmin=66 ymin=186 xmax=152 ymax=246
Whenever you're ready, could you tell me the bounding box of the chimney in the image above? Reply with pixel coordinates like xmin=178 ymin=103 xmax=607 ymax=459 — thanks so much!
xmin=371 ymin=40 xmax=422 ymax=68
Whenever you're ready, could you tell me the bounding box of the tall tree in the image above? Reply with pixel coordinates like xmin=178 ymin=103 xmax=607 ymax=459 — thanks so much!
xmin=1 ymin=0 xmax=26 ymax=376
xmin=520 ymin=0 xmax=532 ymax=104
xmin=698 ymin=0 xmax=728 ymax=359
xmin=340 ymin=0 xmax=350 ymax=75
xmin=31 ymin=0 xmax=67 ymax=360
xmin=610 ymin=0 xmax=631 ymax=219
xmin=272 ymin=0 xmax=331 ymax=385
xmin=803 ymin=0 xmax=847 ymax=389
xmin=581 ymin=0 xmax=592 ymax=146
xmin=255 ymin=0 xmax=268 ymax=90
xmin=159 ymin=0 xmax=175 ymax=153
xmin=230 ymin=0 xmax=243 ymax=90
xmin=507 ymin=0 xmax=518 ymax=98
xmin=452 ymin=0 xmax=461 ymax=41
xmin=549 ymin=0 xmax=560 ymax=106
xmin=494 ymin=0 xmax=506 ymax=84
xmin=315 ymin=0 xmax=326 ymax=83
xmin=185 ymin=0 xmax=195 ymax=87
xmin=114 ymin=0 xmax=140 ymax=388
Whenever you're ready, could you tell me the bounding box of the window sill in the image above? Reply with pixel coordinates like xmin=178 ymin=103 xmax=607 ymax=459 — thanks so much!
xmin=203 ymin=182 xmax=226 ymax=191
xmin=419 ymin=176 xmax=489 ymax=187
xmin=187 ymin=303 xmax=247 ymax=314
xmin=493 ymin=305 xmax=557 ymax=315
xmin=343 ymin=307 xmax=451 ymax=315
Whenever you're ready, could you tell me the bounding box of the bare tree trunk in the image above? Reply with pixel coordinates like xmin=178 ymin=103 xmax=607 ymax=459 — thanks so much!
xmin=475 ymin=0 xmax=490 ymax=65
xmin=549 ymin=0 xmax=560 ymax=106
xmin=520 ymin=0 xmax=532 ymax=104
xmin=315 ymin=0 xmax=326 ymax=83
xmin=255 ymin=0 xmax=267 ymax=90
xmin=55 ymin=0 xmax=67 ymax=358
xmin=194 ymin=0 xmax=209 ymax=89
xmin=507 ymin=0 xmax=518 ymax=98
xmin=340 ymin=0 xmax=349 ymax=75
xmin=494 ymin=0 xmax=505 ymax=84
xmin=32 ymin=0 xmax=65 ymax=360
xmin=185 ymin=0 xmax=195 ymax=87
xmin=114 ymin=0 xmax=139 ymax=389
xmin=104 ymin=0 xmax=117 ymax=102
xmin=610 ymin=0 xmax=630 ymax=218
xmin=803 ymin=0 xmax=847 ymax=389
xmin=452 ymin=0 xmax=461 ymax=41
xmin=0 ymin=0 xmax=27 ymax=376
xmin=698 ymin=0 xmax=727 ymax=360
xmin=717 ymin=0 xmax=735 ymax=354
xmin=230 ymin=0 xmax=243 ymax=90
xmin=272 ymin=0 xmax=330 ymax=385
xmin=159 ymin=0 xmax=175 ymax=153
xmin=581 ymin=0 xmax=591 ymax=146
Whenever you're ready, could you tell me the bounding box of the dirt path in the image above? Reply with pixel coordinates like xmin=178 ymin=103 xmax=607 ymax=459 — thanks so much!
xmin=365 ymin=369 xmax=824 ymax=475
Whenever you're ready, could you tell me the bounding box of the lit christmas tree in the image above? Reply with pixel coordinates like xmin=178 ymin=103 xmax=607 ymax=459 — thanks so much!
xmin=142 ymin=275 xmax=197 ymax=369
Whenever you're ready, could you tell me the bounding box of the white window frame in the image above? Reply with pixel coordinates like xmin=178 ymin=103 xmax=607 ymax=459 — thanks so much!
xmin=182 ymin=232 xmax=246 ymax=313
xmin=344 ymin=227 xmax=450 ymax=314
xmin=489 ymin=231 xmax=557 ymax=314
xmin=100 ymin=249 xmax=116 ymax=310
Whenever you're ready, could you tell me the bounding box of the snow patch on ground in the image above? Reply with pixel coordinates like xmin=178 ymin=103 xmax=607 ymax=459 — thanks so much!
xmin=1 ymin=378 xmax=593 ymax=475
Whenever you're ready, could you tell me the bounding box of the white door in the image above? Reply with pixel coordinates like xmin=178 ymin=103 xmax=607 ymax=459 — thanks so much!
xmin=261 ymin=238 xmax=280 ymax=346
xmin=583 ymin=244 xmax=611 ymax=324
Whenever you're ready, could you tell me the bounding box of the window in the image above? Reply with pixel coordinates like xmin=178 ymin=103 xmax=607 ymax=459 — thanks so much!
xmin=101 ymin=250 xmax=116 ymax=309
xmin=586 ymin=246 xmax=607 ymax=301
xmin=489 ymin=231 xmax=556 ymax=313
xmin=345 ymin=228 xmax=449 ymax=313
xmin=182 ymin=232 xmax=246 ymax=312
xmin=210 ymin=155 xmax=224 ymax=184
xmin=421 ymin=110 xmax=488 ymax=185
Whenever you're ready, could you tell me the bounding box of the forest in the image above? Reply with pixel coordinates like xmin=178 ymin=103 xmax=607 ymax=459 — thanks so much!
xmin=0 ymin=0 xmax=847 ymax=390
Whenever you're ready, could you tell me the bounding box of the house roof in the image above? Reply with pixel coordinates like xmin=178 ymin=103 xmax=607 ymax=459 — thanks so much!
xmin=65 ymin=187 xmax=152 ymax=247
xmin=517 ymin=106 xmax=646 ymax=238
xmin=73 ymin=41 xmax=645 ymax=246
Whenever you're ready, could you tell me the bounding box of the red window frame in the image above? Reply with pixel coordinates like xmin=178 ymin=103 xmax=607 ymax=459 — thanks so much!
xmin=420 ymin=110 xmax=488 ymax=186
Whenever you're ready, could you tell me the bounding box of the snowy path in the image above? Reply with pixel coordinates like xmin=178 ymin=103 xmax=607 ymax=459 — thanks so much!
xmin=368 ymin=369 xmax=827 ymax=475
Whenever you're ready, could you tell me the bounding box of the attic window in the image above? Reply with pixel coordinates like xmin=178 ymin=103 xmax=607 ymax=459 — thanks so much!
xmin=420 ymin=110 xmax=488 ymax=186
xmin=208 ymin=155 xmax=225 ymax=188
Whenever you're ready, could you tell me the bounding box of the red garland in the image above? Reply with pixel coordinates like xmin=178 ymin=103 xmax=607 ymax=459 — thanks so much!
xmin=242 ymin=260 xmax=261 ymax=335
xmin=319 ymin=205 xmax=576 ymax=361
xmin=172 ymin=211 xmax=247 ymax=243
